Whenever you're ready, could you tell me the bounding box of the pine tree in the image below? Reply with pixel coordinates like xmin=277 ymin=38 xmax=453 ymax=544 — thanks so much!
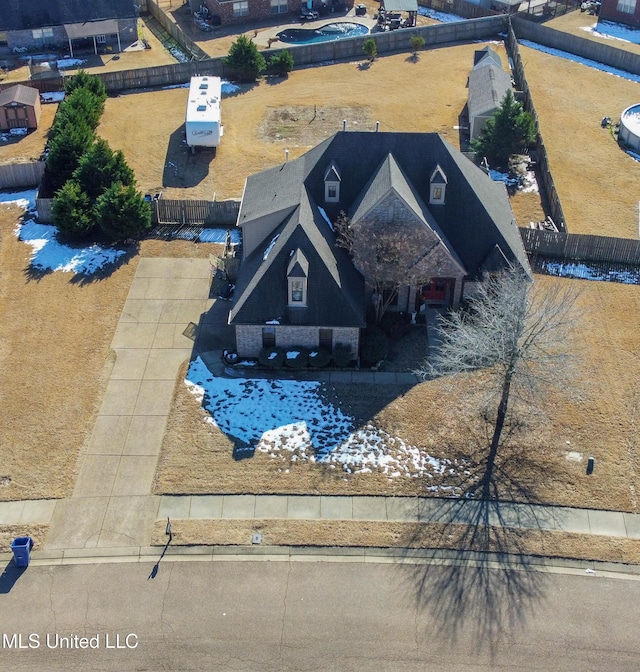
xmin=224 ymin=35 xmax=266 ymax=82
xmin=471 ymin=90 xmax=536 ymax=168
xmin=64 ymin=69 xmax=107 ymax=102
xmin=73 ymin=138 xmax=135 ymax=200
xmin=51 ymin=180 xmax=95 ymax=238
xmin=44 ymin=120 xmax=95 ymax=194
xmin=96 ymin=182 xmax=152 ymax=241
xmin=268 ymin=49 xmax=294 ymax=77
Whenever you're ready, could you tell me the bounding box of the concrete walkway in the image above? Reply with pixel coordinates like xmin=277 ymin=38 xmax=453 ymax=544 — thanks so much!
xmin=157 ymin=494 xmax=640 ymax=539
xmin=43 ymin=257 xmax=214 ymax=550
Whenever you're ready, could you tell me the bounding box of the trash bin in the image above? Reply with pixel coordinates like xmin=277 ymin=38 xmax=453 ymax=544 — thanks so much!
xmin=10 ymin=537 xmax=34 ymax=568
xmin=355 ymin=3 xmax=367 ymax=15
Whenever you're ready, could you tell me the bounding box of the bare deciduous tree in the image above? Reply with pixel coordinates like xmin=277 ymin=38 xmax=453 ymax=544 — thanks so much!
xmin=419 ymin=268 xmax=581 ymax=498
xmin=335 ymin=211 xmax=443 ymax=323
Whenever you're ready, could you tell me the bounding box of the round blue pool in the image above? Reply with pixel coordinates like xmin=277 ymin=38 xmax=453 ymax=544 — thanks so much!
xmin=276 ymin=22 xmax=369 ymax=44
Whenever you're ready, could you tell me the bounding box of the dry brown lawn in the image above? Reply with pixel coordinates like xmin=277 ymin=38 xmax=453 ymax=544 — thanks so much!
xmin=0 ymin=203 xmax=220 ymax=502
xmin=150 ymin=518 xmax=640 ymax=565
xmin=154 ymin=277 xmax=640 ymax=512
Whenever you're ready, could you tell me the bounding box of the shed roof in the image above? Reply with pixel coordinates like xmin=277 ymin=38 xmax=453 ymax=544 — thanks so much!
xmin=467 ymin=62 xmax=512 ymax=120
xmin=0 ymin=84 xmax=39 ymax=107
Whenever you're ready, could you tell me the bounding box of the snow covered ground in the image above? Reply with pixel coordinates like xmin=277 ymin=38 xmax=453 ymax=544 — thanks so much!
xmin=417 ymin=7 xmax=465 ymax=22
xmin=186 ymin=357 xmax=466 ymax=486
xmin=582 ymin=20 xmax=640 ymax=45
xmin=540 ymin=260 xmax=640 ymax=284
xmin=519 ymin=38 xmax=640 ymax=83
xmin=3 ymin=189 xmax=127 ymax=274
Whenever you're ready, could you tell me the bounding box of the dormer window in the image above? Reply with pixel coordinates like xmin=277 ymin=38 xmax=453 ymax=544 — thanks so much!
xmin=287 ymin=249 xmax=308 ymax=307
xmin=429 ymin=165 xmax=447 ymax=205
xmin=324 ymin=160 xmax=341 ymax=203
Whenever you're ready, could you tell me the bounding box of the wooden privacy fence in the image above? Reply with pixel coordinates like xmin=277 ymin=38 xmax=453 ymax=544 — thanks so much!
xmin=520 ymin=228 xmax=640 ymax=265
xmin=0 ymin=162 xmax=45 ymax=189
xmin=153 ymin=198 xmax=240 ymax=226
xmin=147 ymin=0 xmax=210 ymax=61
xmin=507 ymin=22 xmax=566 ymax=233
xmin=35 ymin=198 xmax=53 ymax=222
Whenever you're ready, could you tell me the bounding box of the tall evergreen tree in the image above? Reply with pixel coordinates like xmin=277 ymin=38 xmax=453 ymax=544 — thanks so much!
xmin=224 ymin=35 xmax=266 ymax=82
xmin=51 ymin=180 xmax=95 ymax=238
xmin=64 ymin=69 xmax=107 ymax=102
xmin=96 ymin=182 xmax=152 ymax=241
xmin=44 ymin=120 xmax=95 ymax=194
xmin=471 ymin=90 xmax=536 ymax=168
xmin=73 ymin=138 xmax=135 ymax=200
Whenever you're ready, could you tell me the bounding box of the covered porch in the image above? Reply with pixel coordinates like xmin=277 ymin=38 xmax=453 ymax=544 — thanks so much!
xmin=64 ymin=20 xmax=122 ymax=58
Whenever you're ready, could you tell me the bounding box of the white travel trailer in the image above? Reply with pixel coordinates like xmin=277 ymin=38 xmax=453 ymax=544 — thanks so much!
xmin=185 ymin=75 xmax=223 ymax=153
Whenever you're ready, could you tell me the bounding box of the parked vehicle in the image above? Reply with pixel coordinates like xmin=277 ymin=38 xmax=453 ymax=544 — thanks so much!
xmin=300 ymin=8 xmax=319 ymax=20
xmin=185 ymin=76 xmax=223 ymax=153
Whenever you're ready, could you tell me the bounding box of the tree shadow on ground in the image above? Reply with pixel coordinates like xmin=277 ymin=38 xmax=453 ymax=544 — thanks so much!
xmin=400 ymin=417 xmax=571 ymax=656
xmin=69 ymin=241 xmax=139 ymax=286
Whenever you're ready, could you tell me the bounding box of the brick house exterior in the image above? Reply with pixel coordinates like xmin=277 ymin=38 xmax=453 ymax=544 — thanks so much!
xmin=0 ymin=0 xmax=139 ymax=54
xmin=229 ymin=131 xmax=531 ymax=359
xmin=598 ymin=0 xmax=640 ymax=27
xmin=203 ymin=0 xmax=352 ymax=25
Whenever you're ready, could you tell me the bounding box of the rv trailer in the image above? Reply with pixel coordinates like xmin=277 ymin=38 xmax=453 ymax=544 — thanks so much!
xmin=185 ymin=75 xmax=223 ymax=153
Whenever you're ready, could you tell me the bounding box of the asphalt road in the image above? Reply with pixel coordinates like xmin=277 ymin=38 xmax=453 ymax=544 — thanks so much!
xmin=1 ymin=556 xmax=640 ymax=671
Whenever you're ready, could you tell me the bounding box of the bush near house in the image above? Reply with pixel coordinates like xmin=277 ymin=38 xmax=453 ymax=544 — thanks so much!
xmin=308 ymin=348 xmax=331 ymax=368
xmin=332 ymin=343 xmax=353 ymax=367
xmin=285 ymin=347 xmax=309 ymax=369
xmin=360 ymin=325 xmax=388 ymax=366
xmin=259 ymin=346 xmax=286 ymax=368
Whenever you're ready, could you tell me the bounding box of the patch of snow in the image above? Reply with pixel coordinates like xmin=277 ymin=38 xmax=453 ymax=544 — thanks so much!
xmin=198 ymin=228 xmax=241 ymax=244
xmin=40 ymin=91 xmax=65 ymax=103
xmin=417 ymin=7 xmax=465 ymax=22
xmin=267 ymin=351 xmax=278 ymax=360
xmin=541 ymin=259 xmax=640 ymax=284
xmin=286 ymin=350 xmax=300 ymax=359
xmin=266 ymin=319 xmax=280 ymax=325
xmin=168 ymin=46 xmax=190 ymax=63
xmin=16 ymin=220 xmax=126 ymax=274
xmin=317 ymin=206 xmax=334 ymax=231
xmin=185 ymin=357 xmax=468 ymax=484
xmin=519 ymin=39 xmax=640 ymax=84
xmin=263 ymin=233 xmax=280 ymax=260
xmin=221 ymin=80 xmax=240 ymax=94
xmin=565 ymin=451 xmax=583 ymax=462
xmin=57 ymin=58 xmax=87 ymax=69
xmin=583 ymin=20 xmax=640 ymax=44
xmin=0 ymin=188 xmax=37 ymax=210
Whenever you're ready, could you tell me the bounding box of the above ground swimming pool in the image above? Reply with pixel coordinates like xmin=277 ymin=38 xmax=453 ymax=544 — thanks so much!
xmin=276 ymin=22 xmax=369 ymax=44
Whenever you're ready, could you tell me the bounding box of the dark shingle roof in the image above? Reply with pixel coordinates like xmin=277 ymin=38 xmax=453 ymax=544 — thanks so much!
xmin=230 ymin=191 xmax=365 ymax=327
xmin=233 ymin=131 xmax=530 ymax=325
xmin=0 ymin=0 xmax=137 ymax=32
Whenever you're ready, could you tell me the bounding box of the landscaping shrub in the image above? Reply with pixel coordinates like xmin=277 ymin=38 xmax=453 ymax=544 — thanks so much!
xmin=224 ymin=35 xmax=266 ymax=82
xmin=360 ymin=326 xmax=388 ymax=366
xmin=308 ymin=348 xmax=331 ymax=368
xmin=52 ymin=179 xmax=95 ymax=239
xmin=259 ymin=346 xmax=285 ymax=368
xmin=331 ymin=343 xmax=353 ymax=368
xmin=268 ymin=50 xmax=294 ymax=77
xmin=285 ymin=347 xmax=309 ymax=369
xmin=95 ymin=182 xmax=152 ymax=241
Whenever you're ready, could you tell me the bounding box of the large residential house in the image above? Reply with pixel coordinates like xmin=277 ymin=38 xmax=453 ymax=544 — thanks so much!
xmin=598 ymin=0 xmax=640 ymax=27
xmin=229 ymin=131 xmax=531 ymax=358
xmin=200 ymin=0 xmax=351 ymax=25
xmin=467 ymin=46 xmax=513 ymax=142
xmin=0 ymin=0 xmax=139 ymax=55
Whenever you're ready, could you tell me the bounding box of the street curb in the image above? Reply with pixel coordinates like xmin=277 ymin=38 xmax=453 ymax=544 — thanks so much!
xmin=3 ymin=545 xmax=640 ymax=578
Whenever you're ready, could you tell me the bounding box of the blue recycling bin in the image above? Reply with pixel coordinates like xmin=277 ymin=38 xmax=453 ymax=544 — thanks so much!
xmin=10 ymin=537 xmax=34 ymax=568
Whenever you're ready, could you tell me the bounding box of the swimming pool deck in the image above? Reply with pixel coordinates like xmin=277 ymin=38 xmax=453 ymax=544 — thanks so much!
xmin=253 ymin=13 xmax=378 ymax=49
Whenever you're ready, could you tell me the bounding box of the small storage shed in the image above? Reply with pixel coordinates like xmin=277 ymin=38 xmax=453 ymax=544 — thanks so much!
xmin=0 ymin=85 xmax=41 ymax=131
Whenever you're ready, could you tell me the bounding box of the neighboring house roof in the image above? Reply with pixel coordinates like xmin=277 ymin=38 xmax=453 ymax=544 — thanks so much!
xmin=468 ymin=48 xmax=512 ymax=122
xmin=0 ymin=84 xmax=39 ymax=107
xmin=0 ymin=0 xmax=137 ymax=32
xmin=382 ymin=0 xmax=419 ymax=10
xmin=233 ymin=131 xmax=530 ymax=326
